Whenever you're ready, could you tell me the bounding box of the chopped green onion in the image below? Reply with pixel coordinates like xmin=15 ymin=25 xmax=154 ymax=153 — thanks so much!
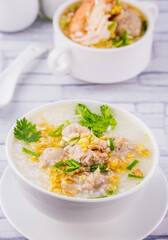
xmin=53 ymin=161 xmax=65 ymax=168
xmin=48 ymin=133 xmax=62 ymax=137
xmin=123 ymin=31 xmax=127 ymax=40
xmin=53 ymin=124 xmax=64 ymax=133
xmin=53 ymin=167 xmax=64 ymax=173
xmin=66 ymin=120 xmax=70 ymax=125
xmin=64 ymin=167 xmax=79 ymax=172
xmin=108 ymin=190 xmax=114 ymax=195
xmin=90 ymin=164 xmax=108 ymax=173
xmin=122 ymin=31 xmax=130 ymax=45
xmin=127 ymin=160 xmax=139 ymax=170
xmin=88 ymin=195 xmax=108 ymax=199
xmin=65 ymin=160 xmax=74 ymax=167
xmin=116 ymin=39 xmax=124 ymax=47
xmin=89 ymin=134 xmax=93 ymax=141
xmin=108 ymin=21 xmax=116 ymax=30
xmin=69 ymin=138 xmax=80 ymax=146
xmin=112 ymin=38 xmax=117 ymax=45
xmin=136 ymin=182 xmax=140 ymax=185
xmin=114 ymin=31 xmax=130 ymax=48
xmin=128 ymin=174 xmax=144 ymax=179
xmin=60 ymin=20 xmax=69 ymax=28
xmin=144 ymin=133 xmax=150 ymax=140
xmin=109 ymin=137 xmax=114 ymax=151
xmin=53 ymin=159 xmax=81 ymax=173
xmin=107 ymin=185 xmax=118 ymax=195
xmin=22 ymin=147 xmax=40 ymax=157
xmin=48 ymin=124 xmax=64 ymax=136
xmin=70 ymin=159 xmax=82 ymax=168
xmin=143 ymin=20 xmax=148 ymax=31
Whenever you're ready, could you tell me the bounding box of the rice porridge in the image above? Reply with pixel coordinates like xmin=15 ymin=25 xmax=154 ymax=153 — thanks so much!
xmin=10 ymin=102 xmax=154 ymax=199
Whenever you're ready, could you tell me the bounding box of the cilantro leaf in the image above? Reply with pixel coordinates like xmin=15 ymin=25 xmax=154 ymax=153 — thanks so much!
xmin=14 ymin=117 xmax=41 ymax=144
xmin=75 ymin=104 xmax=117 ymax=137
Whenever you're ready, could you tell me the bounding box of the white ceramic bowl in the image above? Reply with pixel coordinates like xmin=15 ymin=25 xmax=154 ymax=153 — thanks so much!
xmin=6 ymin=100 xmax=159 ymax=224
xmin=0 ymin=0 xmax=39 ymax=32
xmin=48 ymin=0 xmax=158 ymax=84
xmin=40 ymin=0 xmax=65 ymax=20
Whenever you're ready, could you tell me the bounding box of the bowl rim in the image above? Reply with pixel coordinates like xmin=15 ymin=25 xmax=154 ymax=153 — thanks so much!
xmin=52 ymin=0 xmax=155 ymax=52
xmin=6 ymin=99 xmax=159 ymax=203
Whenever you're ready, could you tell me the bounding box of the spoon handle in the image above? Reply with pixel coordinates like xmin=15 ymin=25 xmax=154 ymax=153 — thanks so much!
xmin=0 ymin=44 xmax=47 ymax=108
xmin=2 ymin=44 xmax=48 ymax=77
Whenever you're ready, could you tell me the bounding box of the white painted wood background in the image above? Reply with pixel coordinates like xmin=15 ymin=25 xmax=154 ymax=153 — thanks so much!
xmin=0 ymin=0 xmax=168 ymax=239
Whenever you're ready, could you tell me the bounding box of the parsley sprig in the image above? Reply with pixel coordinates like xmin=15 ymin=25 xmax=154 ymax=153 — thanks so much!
xmin=75 ymin=104 xmax=117 ymax=137
xmin=14 ymin=117 xmax=41 ymax=144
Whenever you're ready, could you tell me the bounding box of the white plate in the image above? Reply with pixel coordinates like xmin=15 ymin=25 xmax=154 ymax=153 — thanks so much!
xmin=0 ymin=167 xmax=168 ymax=240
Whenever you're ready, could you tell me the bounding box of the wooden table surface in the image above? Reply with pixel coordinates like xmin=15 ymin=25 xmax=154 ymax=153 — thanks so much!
xmin=0 ymin=0 xmax=168 ymax=239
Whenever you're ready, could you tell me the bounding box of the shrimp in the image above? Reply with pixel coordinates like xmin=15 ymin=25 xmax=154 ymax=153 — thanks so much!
xmin=69 ymin=0 xmax=115 ymax=45
xmin=69 ymin=0 xmax=94 ymax=36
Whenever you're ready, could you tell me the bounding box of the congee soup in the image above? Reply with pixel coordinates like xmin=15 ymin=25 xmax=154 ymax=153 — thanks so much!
xmin=11 ymin=103 xmax=153 ymax=199
xmin=59 ymin=0 xmax=148 ymax=48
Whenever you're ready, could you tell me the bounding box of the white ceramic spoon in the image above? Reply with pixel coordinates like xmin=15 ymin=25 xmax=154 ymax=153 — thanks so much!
xmin=0 ymin=44 xmax=48 ymax=109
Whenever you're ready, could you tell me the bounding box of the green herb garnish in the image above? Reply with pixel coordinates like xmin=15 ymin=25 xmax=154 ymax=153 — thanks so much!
xmin=115 ymin=31 xmax=130 ymax=48
xmin=53 ymin=159 xmax=82 ymax=173
xmin=116 ymin=39 xmax=124 ymax=47
xmin=88 ymin=195 xmax=108 ymax=199
xmin=127 ymin=160 xmax=139 ymax=170
xmin=53 ymin=167 xmax=64 ymax=173
xmin=123 ymin=30 xmax=130 ymax=45
xmin=22 ymin=147 xmax=40 ymax=157
xmin=75 ymin=104 xmax=117 ymax=137
xmin=48 ymin=133 xmax=62 ymax=137
xmin=107 ymin=185 xmax=118 ymax=195
xmin=90 ymin=164 xmax=108 ymax=173
xmin=109 ymin=137 xmax=114 ymax=151
xmin=53 ymin=161 xmax=65 ymax=168
xmin=108 ymin=190 xmax=114 ymax=195
xmin=64 ymin=167 xmax=79 ymax=172
xmin=60 ymin=20 xmax=69 ymax=28
xmin=143 ymin=20 xmax=148 ymax=31
xmin=48 ymin=124 xmax=64 ymax=137
xmin=112 ymin=38 xmax=117 ymax=45
xmin=89 ymin=134 xmax=93 ymax=141
xmin=66 ymin=120 xmax=70 ymax=125
xmin=65 ymin=160 xmax=74 ymax=167
xmin=69 ymin=138 xmax=80 ymax=146
xmin=70 ymin=159 xmax=82 ymax=168
xmin=144 ymin=133 xmax=150 ymax=140
xmin=108 ymin=21 xmax=116 ymax=30
xmin=128 ymin=174 xmax=144 ymax=179
xmin=14 ymin=118 xmax=41 ymax=144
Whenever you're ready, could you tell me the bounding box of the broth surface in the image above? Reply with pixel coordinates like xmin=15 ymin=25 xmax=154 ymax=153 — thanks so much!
xmin=59 ymin=1 xmax=147 ymax=48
